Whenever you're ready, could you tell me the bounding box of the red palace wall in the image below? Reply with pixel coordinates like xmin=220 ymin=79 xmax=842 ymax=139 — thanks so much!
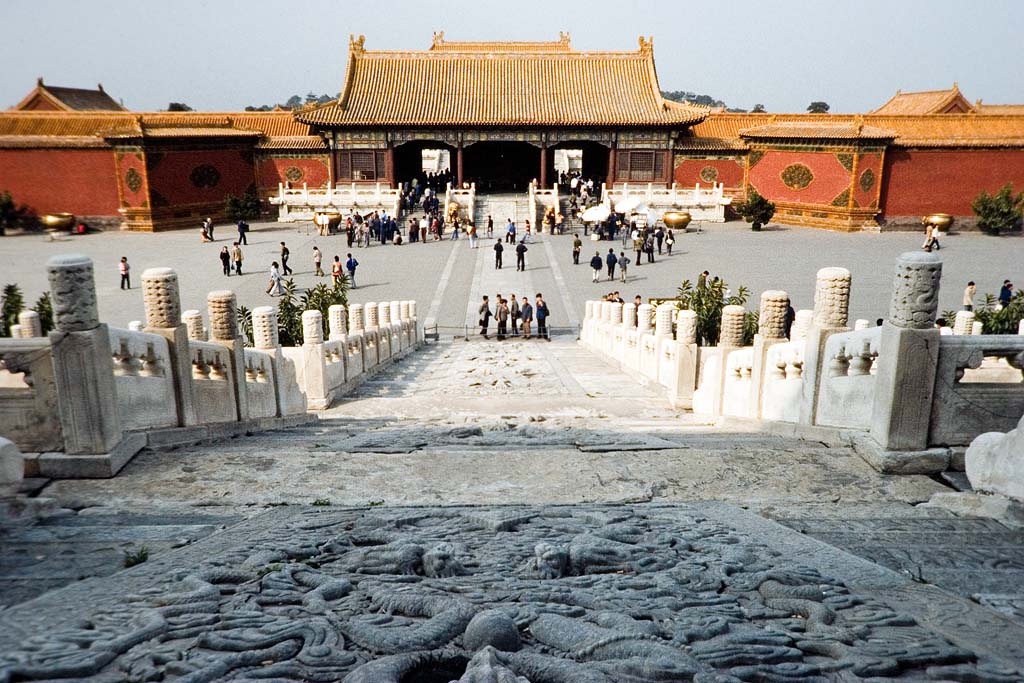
xmin=748 ymin=150 xmax=852 ymax=206
xmin=256 ymin=156 xmax=330 ymax=195
xmin=0 ymin=148 xmax=120 ymax=216
xmin=146 ymin=148 xmax=255 ymax=206
xmin=114 ymin=151 xmax=149 ymax=209
xmin=881 ymin=148 xmax=1024 ymax=218
xmin=853 ymin=153 xmax=883 ymax=209
xmin=673 ymin=157 xmax=745 ymax=188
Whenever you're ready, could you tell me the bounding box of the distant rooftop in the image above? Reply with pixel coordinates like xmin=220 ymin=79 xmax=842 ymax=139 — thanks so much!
xmin=12 ymin=78 xmax=127 ymax=112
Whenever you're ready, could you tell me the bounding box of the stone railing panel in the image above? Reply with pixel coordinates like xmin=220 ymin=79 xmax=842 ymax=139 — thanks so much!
xmin=0 ymin=338 xmax=61 ymax=452
xmin=242 ymin=348 xmax=277 ymax=419
xmin=762 ymin=340 xmax=805 ymax=422
xmin=816 ymin=327 xmax=882 ymax=430
xmin=189 ymin=340 xmax=238 ymax=424
xmin=722 ymin=348 xmax=755 ymax=418
xmin=108 ymin=327 xmax=177 ymax=431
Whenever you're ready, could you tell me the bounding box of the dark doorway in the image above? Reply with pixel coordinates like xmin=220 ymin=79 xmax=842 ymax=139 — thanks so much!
xmin=549 ymin=140 xmax=609 ymax=188
xmin=394 ymin=140 xmax=456 ymax=189
xmin=463 ymin=141 xmax=540 ymax=192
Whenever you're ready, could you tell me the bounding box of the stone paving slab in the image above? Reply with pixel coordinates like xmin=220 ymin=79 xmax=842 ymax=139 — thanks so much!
xmin=0 ymin=504 xmax=1021 ymax=681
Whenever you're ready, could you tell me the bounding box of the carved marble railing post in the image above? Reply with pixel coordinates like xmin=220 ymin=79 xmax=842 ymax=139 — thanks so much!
xmin=252 ymin=306 xmax=279 ymax=350
xmin=799 ymin=268 xmax=851 ymax=425
xmin=667 ymin=308 xmax=699 ymax=409
xmin=182 ymin=309 xmax=206 ymax=341
xmin=300 ymin=309 xmax=330 ymax=406
xmin=791 ymin=309 xmax=813 ymax=342
xmin=251 ymin=305 xmax=288 ymax=417
xmin=954 ymin=310 xmax=975 ymax=336
xmin=697 ymin=304 xmax=747 ymax=416
xmin=719 ymin=305 xmax=746 ymax=348
xmin=127 ymin=321 xmax=144 ymax=331
xmin=207 ymin=290 xmax=248 ymax=421
xmin=17 ymin=311 xmax=42 ymax=338
xmin=622 ymin=303 xmax=636 ymax=329
xmin=328 ymin=304 xmax=348 ymax=341
xmin=870 ymin=252 xmax=943 ymax=456
xmin=637 ymin=304 xmax=654 ymax=335
xmin=752 ymin=290 xmax=790 ymax=418
xmin=46 ymin=254 xmax=123 ymax=457
xmin=654 ymin=303 xmax=674 ymax=338
xmin=142 ymin=267 xmax=198 ymax=427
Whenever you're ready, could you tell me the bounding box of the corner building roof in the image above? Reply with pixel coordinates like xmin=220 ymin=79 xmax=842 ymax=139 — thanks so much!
xmin=296 ymin=34 xmax=708 ymax=128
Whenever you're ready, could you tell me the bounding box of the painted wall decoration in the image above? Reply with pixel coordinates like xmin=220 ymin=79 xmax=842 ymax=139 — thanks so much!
xmin=125 ymin=168 xmax=143 ymax=193
xmin=859 ymin=168 xmax=875 ymax=193
xmin=699 ymin=166 xmax=718 ymax=183
xmin=672 ymin=157 xmax=744 ymax=188
xmin=147 ymin=149 xmax=254 ymax=204
xmin=256 ymin=157 xmax=330 ymax=194
xmin=781 ymin=163 xmax=814 ymax=190
xmin=284 ymin=166 xmax=304 ymax=183
xmin=189 ymin=164 xmax=221 ymax=189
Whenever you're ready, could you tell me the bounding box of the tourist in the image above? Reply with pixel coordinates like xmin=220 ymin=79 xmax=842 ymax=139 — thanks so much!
xmin=345 ymin=253 xmax=359 ymax=288
xmin=605 ymin=248 xmax=617 ymax=281
xmin=633 ymin=234 xmax=643 ymax=267
xmin=266 ymin=261 xmax=284 ymax=296
xmin=516 ymin=240 xmax=528 ymax=271
xmin=520 ymin=295 xmax=533 ymax=339
xmin=119 ymin=256 xmax=131 ymax=290
xmin=634 ymin=294 xmax=643 ymax=321
xmin=496 ymin=297 xmax=509 ymax=340
xmin=280 ymin=242 xmax=293 ymax=275
xmin=236 ymin=220 xmax=248 ymax=245
xmin=231 ymin=242 xmax=243 ymax=275
xmin=999 ymin=280 xmax=1014 ymax=306
xmin=535 ymin=293 xmax=550 ymax=340
xmin=524 ymin=220 xmax=532 ymax=243
xmin=510 ymin=296 xmax=520 ymax=337
xmin=666 ymin=229 xmax=675 ymax=256
xmin=572 ymin=234 xmax=582 ymax=264
xmin=313 ymin=246 xmax=324 ymax=277
xmin=494 ymin=239 xmax=504 ymax=269
xmin=589 ymin=251 xmax=602 ymax=282
xmin=204 ymin=217 xmax=214 ymax=241
xmin=468 ymin=222 xmax=478 ymax=248
xmin=618 ymin=251 xmax=630 ymax=283
xmin=935 ymin=317 xmax=953 ymax=335
xmin=420 ymin=216 xmax=428 ymax=243
xmin=655 ymin=226 xmax=665 ymax=254
xmin=200 ymin=220 xmax=212 ymax=243
xmin=506 ymin=219 xmax=516 ymax=244
xmin=963 ymin=281 xmax=976 ymax=311
xmin=487 ymin=215 xmax=494 ymax=237
xmin=331 ymin=256 xmax=342 ymax=286
xmin=644 ymin=234 xmax=656 ymax=263
xmin=451 ymin=220 xmax=460 ymax=240
xmin=219 ymin=246 xmax=231 ymax=276
xmin=478 ymin=295 xmax=492 ymax=339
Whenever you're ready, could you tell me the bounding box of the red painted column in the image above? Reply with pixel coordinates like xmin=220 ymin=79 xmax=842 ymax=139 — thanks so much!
xmin=386 ymin=145 xmax=396 ymax=186
xmin=540 ymin=145 xmax=548 ymax=187
xmin=456 ymin=143 xmax=464 ymax=187
xmin=607 ymin=147 xmax=617 ymax=186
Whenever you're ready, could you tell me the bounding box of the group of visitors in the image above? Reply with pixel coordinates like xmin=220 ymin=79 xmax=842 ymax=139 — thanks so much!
xmin=478 ymin=293 xmax=551 ymax=340
xmin=588 ymin=249 xmax=631 ymax=283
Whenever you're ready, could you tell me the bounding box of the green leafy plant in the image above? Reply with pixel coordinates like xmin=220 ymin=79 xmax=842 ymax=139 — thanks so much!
xmin=33 ymin=292 xmax=54 ymax=335
xmin=1 ymin=284 xmax=24 ymax=337
xmin=224 ymin=185 xmax=262 ymax=223
xmin=237 ymin=304 xmax=253 ymax=346
xmin=676 ymin=274 xmax=751 ymax=346
xmin=311 ymin=498 xmax=332 ymax=506
xmin=972 ymin=183 xmax=1023 ymax=235
xmin=807 ymin=101 xmax=830 ymax=113
xmin=0 ymin=191 xmax=30 ymax=236
xmin=123 ymin=546 xmax=150 ymax=568
xmin=974 ymin=291 xmax=1024 ymax=334
xmin=734 ymin=188 xmax=776 ymax=231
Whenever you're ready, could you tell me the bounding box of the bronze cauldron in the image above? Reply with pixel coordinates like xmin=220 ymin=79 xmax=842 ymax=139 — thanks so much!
xmin=663 ymin=211 xmax=692 ymax=231
xmin=922 ymin=213 xmax=953 ymax=230
xmin=40 ymin=213 xmax=75 ymax=230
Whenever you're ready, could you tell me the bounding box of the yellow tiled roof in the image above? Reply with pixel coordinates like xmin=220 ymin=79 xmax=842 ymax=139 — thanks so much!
xmin=975 ymin=103 xmax=1024 ymax=116
xmin=256 ymin=136 xmax=328 ymax=150
xmin=296 ymin=35 xmax=708 ymax=127
xmin=739 ymin=121 xmax=896 ymax=140
xmin=871 ymin=85 xmax=974 ymax=115
xmin=428 ymin=31 xmax=573 ymax=53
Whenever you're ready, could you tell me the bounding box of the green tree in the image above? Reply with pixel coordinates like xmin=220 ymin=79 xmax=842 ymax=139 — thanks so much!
xmin=676 ymin=274 xmax=750 ymax=347
xmin=32 ymin=292 xmax=54 ymax=335
xmin=267 ymin=278 xmax=349 ymax=347
xmin=752 ymin=103 xmax=767 ymax=113
xmin=224 ymin=186 xmax=262 ymax=223
xmin=0 ymin=190 xmax=29 ymax=235
xmin=734 ymin=188 xmax=776 ymax=231
xmin=972 ymin=183 xmax=1023 ymax=235
xmin=167 ymin=102 xmax=192 ymax=111
xmin=284 ymin=95 xmax=303 ymax=109
xmin=974 ymin=291 xmax=1024 ymax=334
xmin=807 ymin=101 xmax=830 ymax=113
xmin=1 ymin=283 xmax=24 ymax=337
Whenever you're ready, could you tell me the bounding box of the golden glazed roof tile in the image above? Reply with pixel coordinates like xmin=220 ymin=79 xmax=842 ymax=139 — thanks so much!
xmin=739 ymin=120 xmax=897 ymax=140
xmin=974 ymin=103 xmax=1024 ymax=115
xmin=296 ymin=35 xmax=707 ymax=127
xmin=871 ymin=85 xmax=975 ymax=115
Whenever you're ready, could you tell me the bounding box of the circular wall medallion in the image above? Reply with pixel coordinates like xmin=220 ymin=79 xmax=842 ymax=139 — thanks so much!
xmin=859 ymin=168 xmax=875 ymax=193
xmin=699 ymin=166 xmax=719 ymax=183
xmin=125 ymin=168 xmax=142 ymax=193
xmin=189 ymin=164 xmax=221 ymax=189
xmin=284 ymin=166 xmax=304 ymax=183
xmin=781 ymin=163 xmax=814 ymax=190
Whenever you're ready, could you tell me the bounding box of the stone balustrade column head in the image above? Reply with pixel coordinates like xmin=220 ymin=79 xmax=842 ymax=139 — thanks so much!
xmin=719 ymin=304 xmax=746 ymax=347
xmin=379 ymin=301 xmax=392 ymax=325
xmin=758 ymin=290 xmax=790 ymax=340
xmin=328 ymin=304 xmax=348 ymax=340
xmin=622 ymin=303 xmax=637 ymax=327
xmin=585 ymin=300 xmax=595 ymax=320
xmin=400 ymin=300 xmax=411 ymax=321
xmin=182 ymin=310 xmax=205 ymax=341
xmin=364 ymin=302 xmax=379 ymax=330
xmin=127 ymin=320 xmax=144 ymax=332
xmin=676 ymin=309 xmax=698 ymax=344
xmin=409 ymin=301 xmax=417 ymax=318
xmin=971 ymin=321 xmax=983 ymax=336
xmin=349 ymin=303 xmax=364 ymax=332
xmin=888 ymin=252 xmax=942 ymax=329
xmin=302 ymin=310 xmax=324 ymax=345
xmin=812 ymin=267 xmax=852 ymax=328
xmin=791 ymin=310 xmax=813 ymax=341
xmin=141 ymin=267 xmax=181 ymax=329
xmin=389 ymin=301 xmax=401 ymax=324
xmin=17 ymin=310 xmax=42 ymax=337
xmin=655 ymin=303 xmax=674 ymax=337
xmin=953 ymin=310 xmax=975 ymax=336
xmin=637 ymin=303 xmax=654 ymax=333
xmin=252 ymin=306 xmax=279 ymax=349
xmin=207 ymin=290 xmax=238 ymax=341
xmin=47 ymin=254 xmax=99 ymax=332
xmin=854 ymin=319 xmax=870 ymax=331
xmin=10 ymin=324 xmax=23 ymax=338
xmin=611 ymin=303 xmax=624 ymax=325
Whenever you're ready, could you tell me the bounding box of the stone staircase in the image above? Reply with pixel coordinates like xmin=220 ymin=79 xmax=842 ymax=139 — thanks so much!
xmin=474 ymin=192 xmax=533 ymax=230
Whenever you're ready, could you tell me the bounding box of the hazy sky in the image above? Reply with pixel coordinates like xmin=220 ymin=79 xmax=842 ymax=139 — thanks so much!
xmin=3 ymin=0 xmax=1022 ymax=114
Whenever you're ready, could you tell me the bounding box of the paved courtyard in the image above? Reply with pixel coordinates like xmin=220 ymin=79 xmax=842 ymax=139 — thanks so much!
xmin=4 ymin=217 xmax=1022 ymax=333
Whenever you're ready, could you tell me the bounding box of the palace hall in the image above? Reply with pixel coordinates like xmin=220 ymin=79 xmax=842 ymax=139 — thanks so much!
xmin=1 ymin=35 xmax=1023 ymax=231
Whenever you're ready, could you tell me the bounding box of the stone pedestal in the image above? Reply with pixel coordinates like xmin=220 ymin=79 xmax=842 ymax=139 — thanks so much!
xmin=208 ymin=290 xmax=248 ymax=421
xmin=870 ymin=252 xmax=943 ymax=455
xmin=142 ymin=268 xmax=197 ymax=427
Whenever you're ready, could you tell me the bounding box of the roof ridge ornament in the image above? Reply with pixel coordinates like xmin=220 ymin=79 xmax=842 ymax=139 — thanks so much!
xmin=349 ymin=34 xmax=365 ymax=53
xmin=559 ymin=31 xmax=571 ymax=47
xmin=433 ymin=31 xmax=445 ymax=48
xmin=638 ymin=35 xmax=653 ymax=55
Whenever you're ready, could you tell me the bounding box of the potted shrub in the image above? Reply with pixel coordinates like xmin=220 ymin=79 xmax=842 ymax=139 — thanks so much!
xmin=735 ymin=188 xmax=775 ymax=231
xmin=972 ymin=183 xmax=1023 ymax=235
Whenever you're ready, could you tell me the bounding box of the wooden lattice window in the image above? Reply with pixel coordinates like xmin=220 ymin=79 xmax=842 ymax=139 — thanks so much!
xmin=616 ymin=150 xmax=665 ymax=182
xmin=336 ymin=151 xmax=387 ymax=181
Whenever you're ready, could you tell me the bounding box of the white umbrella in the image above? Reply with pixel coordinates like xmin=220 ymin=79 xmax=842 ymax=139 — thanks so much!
xmin=614 ymin=196 xmax=643 ymax=213
xmin=581 ymin=204 xmax=610 ymax=222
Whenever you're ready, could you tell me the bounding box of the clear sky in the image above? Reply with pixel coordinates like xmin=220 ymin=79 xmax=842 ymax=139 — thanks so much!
xmin=3 ymin=0 xmax=1022 ymax=114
